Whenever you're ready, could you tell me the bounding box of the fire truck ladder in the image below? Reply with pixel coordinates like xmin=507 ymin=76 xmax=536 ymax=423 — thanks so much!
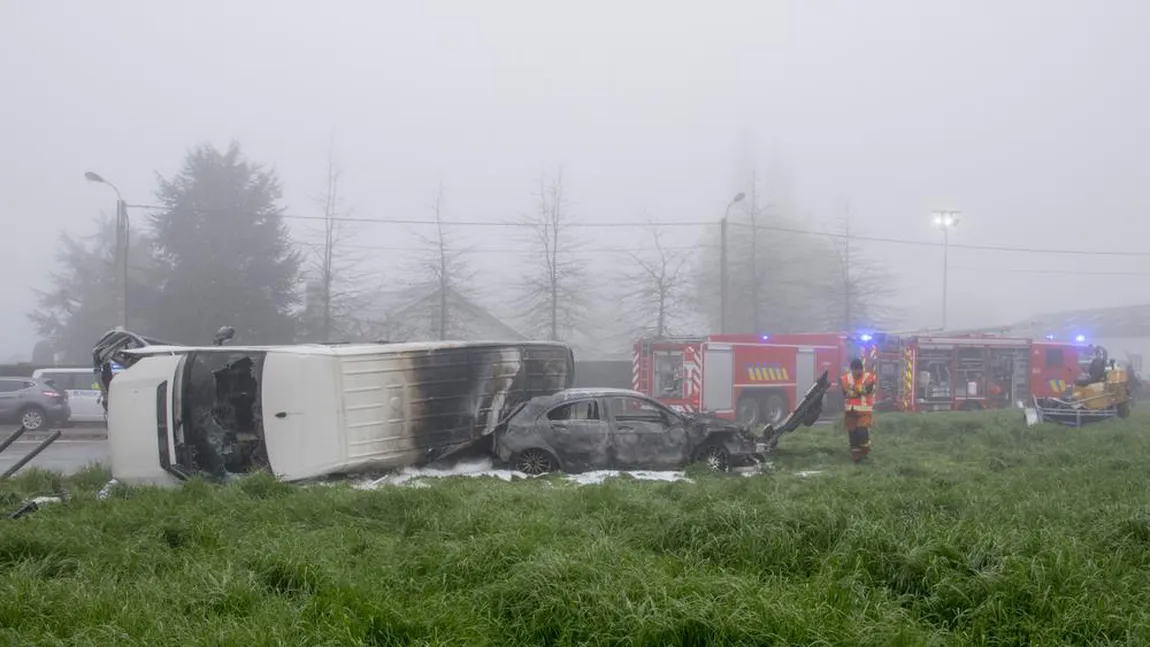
xmin=633 ymin=346 xmax=650 ymax=393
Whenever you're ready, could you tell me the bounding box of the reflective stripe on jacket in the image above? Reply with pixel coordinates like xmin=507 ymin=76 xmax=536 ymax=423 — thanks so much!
xmin=842 ymin=371 xmax=877 ymax=412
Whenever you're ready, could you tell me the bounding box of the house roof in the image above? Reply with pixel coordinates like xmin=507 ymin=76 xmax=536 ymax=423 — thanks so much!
xmin=366 ymin=284 xmax=527 ymax=341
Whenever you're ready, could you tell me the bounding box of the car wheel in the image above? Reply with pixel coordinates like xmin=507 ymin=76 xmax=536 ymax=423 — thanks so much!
xmin=513 ymin=448 xmax=558 ymax=476
xmin=735 ymin=396 xmax=761 ymax=426
xmin=693 ymin=444 xmax=731 ymax=472
xmin=20 ymin=406 xmax=47 ymax=431
xmin=761 ymin=393 xmax=787 ymax=426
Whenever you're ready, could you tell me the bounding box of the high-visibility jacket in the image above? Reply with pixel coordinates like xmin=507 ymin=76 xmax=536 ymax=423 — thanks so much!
xmin=842 ymin=370 xmax=877 ymax=412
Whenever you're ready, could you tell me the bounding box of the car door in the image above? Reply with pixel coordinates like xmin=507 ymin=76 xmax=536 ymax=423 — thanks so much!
xmin=540 ymin=398 xmax=613 ymax=471
xmin=607 ymin=395 xmax=689 ymax=470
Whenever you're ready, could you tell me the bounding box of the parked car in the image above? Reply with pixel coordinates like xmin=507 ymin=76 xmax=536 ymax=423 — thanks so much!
xmin=493 ymin=387 xmax=767 ymax=474
xmin=32 ymin=368 xmax=105 ymax=423
xmin=0 ymin=377 xmax=71 ymax=431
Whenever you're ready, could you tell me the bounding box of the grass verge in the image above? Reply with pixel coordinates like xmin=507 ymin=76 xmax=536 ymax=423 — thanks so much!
xmin=2 ymin=410 xmax=1150 ymax=646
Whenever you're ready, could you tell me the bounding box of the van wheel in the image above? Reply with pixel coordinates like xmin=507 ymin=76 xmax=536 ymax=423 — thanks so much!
xmin=513 ymin=449 xmax=559 ymax=476
xmin=20 ymin=406 xmax=47 ymax=431
xmin=761 ymin=393 xmax=788 ymax=426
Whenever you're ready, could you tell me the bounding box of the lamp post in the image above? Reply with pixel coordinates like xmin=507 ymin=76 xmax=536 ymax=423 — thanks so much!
xmin=720 ymin=192 xmax=745 ymax=334
xmin=85 ymin=171 xmax=129 ymax=329
xmin=931 ymin=210 xmax=961 ymax=331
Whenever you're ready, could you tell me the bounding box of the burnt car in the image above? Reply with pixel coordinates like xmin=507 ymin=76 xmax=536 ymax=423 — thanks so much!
xmin=492 ymin=387 xmax=766 ymax=474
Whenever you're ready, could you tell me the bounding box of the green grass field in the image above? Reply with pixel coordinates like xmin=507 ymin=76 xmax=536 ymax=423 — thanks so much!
xmin=3 ymin=410 xmax=1150 ymax=646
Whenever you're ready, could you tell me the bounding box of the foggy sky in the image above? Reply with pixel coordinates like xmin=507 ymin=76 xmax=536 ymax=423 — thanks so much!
xmin=2 ymin=0 xmax=1148 ymax=361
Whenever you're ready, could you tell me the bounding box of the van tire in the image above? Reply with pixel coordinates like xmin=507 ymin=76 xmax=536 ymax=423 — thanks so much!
xmin=20 ymin=406 xmax=47 ymax=431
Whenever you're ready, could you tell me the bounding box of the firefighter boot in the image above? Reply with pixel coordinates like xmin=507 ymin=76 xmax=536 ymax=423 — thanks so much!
xmin=856 ymin=427 xmax=871 ymax=461
xmin=848 ymin=429 xmax=866 ymax=462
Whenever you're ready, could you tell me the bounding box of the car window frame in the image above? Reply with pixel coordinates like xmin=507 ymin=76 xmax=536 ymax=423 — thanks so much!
xmin=543 ymin=398 xmax=603 ymax=423
xmin=606 ymin=395 xmax=682 ymax=429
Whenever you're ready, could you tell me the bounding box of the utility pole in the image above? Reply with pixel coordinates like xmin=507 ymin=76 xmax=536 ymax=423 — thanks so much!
xmin=931 ymin=210 xmax=961 ymax=331
xmin=86 ymin=172 xmax=130 ymax=329
xmin=720 ymin=192 xmax=745 ymax=334
xmin=843 ymin=204 xmax=851 ymax=333
xmin=117 ymin=198 xmax=129 ymax=329
xmin=749 ymin=170 xmax=760 ymax=334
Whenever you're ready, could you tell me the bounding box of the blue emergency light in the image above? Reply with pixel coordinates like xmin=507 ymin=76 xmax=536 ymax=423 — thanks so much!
xmin=1075 ymin=334 xmax=1086 ymax=343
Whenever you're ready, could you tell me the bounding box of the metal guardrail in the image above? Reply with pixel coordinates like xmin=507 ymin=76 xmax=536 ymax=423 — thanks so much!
xmin=0 ymin=426 xmax=63 ymax=480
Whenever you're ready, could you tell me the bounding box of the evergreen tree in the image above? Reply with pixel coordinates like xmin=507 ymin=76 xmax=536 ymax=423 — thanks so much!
xmin=150 ymin=142 xmax=302 ymax=344
xmin=29 ymin=214 xmax=161 ymax=363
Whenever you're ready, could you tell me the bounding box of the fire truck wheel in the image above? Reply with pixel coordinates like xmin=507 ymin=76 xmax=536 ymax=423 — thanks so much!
xmin=761 ymin=393 xmax=788 ymax=426
xmin=735 ymin=396 xmax=762 ymax=426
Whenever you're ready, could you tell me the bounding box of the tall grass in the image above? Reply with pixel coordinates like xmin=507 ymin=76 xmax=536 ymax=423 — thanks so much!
xmin=2 ymin=410 xmax=1149 ymax=645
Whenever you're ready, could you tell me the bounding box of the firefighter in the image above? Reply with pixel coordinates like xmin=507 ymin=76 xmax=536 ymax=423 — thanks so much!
xmin=842 ymin=358 xmax=877 ymax=462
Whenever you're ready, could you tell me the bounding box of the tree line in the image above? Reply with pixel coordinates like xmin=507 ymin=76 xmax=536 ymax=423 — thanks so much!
xmin=31 ymin=141 xmax=896 ymax=364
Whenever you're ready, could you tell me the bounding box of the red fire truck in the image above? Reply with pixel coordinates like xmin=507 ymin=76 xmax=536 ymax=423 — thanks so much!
xmin=632 ymin=332 xmax=1090 ymax=423
xmin=631 ymin=333 xmax=872 ymax=426
xmin=881 ymin=334 xmax=1090 ymax=412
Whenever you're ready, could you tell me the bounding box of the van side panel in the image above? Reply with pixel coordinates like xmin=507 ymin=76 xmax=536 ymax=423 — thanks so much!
xmin=262 ymin=342 xmax=574 ymax=481
xmin=107 ymin=355 xmax=183 ymax=485
xmin=260 ymin=353 xmax=343 ymax=481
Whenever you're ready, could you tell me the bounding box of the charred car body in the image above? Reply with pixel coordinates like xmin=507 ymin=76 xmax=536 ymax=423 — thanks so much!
xmin=493 ymin=371 xmax=830 ymax=474
xmin=93 ymin=328 xmax=574 ymax=484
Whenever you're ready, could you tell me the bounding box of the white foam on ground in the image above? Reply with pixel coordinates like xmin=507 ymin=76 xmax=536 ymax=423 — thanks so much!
xmin=338 ymin=453 xmax=826 ymax=490
xmin=352 ymin=458 xmax=777 ymax=489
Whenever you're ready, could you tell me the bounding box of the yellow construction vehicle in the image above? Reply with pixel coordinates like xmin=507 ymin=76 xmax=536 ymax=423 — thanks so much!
xmin=1028 ymin=346 xmax=1133 ymax=427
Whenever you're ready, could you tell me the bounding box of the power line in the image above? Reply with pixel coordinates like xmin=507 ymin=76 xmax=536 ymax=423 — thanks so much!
xmin=124 ymin=203 xmax=1150 ymax=258
xmin=950 ymin=265 xmax=1150 ymax=277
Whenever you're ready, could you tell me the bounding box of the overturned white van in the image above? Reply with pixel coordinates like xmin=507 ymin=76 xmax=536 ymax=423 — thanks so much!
xmin=93 ymin=330 xmax=574 ymax=485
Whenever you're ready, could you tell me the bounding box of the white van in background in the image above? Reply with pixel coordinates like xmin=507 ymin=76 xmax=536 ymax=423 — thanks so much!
xmin=32 ymin=368 xmax=105 ymax=423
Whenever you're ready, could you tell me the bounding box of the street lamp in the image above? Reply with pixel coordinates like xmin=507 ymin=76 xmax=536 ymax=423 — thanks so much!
xmin=931 ymin=210 xmax=961 ymax=330
xmin=85 ymin=171 xmax=130 ymax=329
xmin=720 ymin=192 xmax=746 ymax=334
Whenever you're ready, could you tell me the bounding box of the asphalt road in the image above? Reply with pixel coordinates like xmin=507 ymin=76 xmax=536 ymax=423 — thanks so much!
xmin=1 ymin=423 xmax=109 ymax=477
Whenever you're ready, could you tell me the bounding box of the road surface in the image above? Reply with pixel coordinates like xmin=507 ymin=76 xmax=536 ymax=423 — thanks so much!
xmin=1 ymin=422 xmax=109 ymax=477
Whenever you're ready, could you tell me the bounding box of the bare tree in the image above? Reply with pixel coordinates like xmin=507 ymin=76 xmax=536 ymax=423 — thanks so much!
xmin=623 ymin=224 xmax=691 ymax=338
xmin=300 ymin=139 xmax=371 ymax=342
xmin=410 ymin=182 xmax=476 ymax=339
xmin=824 ymin=213 xmax=902 ymax=331
xmin=517 ymin=169 xmax=585 ymax=341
